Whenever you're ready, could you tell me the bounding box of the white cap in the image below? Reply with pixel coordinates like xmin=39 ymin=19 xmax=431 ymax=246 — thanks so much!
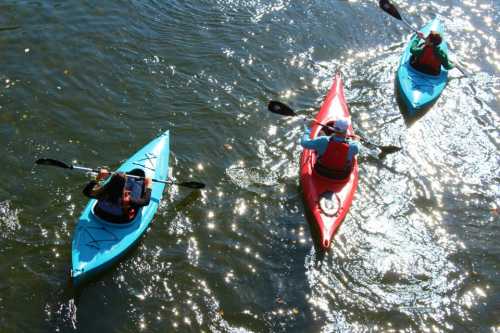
xmin=333 ymin=118 xmax=349 ymax=133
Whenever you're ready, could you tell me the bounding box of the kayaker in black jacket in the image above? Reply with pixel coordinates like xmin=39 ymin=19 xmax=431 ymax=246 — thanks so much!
xmin=83 ymin=168 xmax=153 ymax=223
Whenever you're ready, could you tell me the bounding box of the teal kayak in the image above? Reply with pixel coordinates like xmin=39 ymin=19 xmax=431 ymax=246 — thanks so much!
xmin=396 ymin=18 xmax=449 ymax=116
xmin=71 ymin=131 xmax=170 ymax=286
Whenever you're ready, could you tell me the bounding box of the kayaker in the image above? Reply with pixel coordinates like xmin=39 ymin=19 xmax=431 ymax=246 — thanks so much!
xmin=300 ymin=118 xmax=359 ymax=179
xmin=83 ymin=168 xmax=153 ymax=223
xmin=410 ymin=30 xmax=454 ymax=75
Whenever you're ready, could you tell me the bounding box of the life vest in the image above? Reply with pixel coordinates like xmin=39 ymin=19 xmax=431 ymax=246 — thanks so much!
xmin=317 ymin=138 xmax=351 ymax=171
xmin=121 ymin=177 xmax=144 ymax=220
xmin=96 ymin=177 xmax=143 ymax=221
xmin=413 ymin=45 xmax=441 ymax=75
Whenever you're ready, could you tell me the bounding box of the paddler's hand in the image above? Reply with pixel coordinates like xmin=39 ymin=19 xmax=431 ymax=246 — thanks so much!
xmin=416 ymin=31 xmax=425 ymax=39
xmin=144 ymin=177 xmax=153 ymax=189
xmin=96 ymin=168 xmax=110 ymax=181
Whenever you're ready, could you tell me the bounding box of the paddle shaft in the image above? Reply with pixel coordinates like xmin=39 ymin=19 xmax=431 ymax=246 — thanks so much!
xmin=400 ymin=17 xmax=418 ymax=34
xmin=267 ymin=100 xmax=401 ymax=157
xmin=71 ymin=165 xmax=171 ymax=185
xmin=36 ymin=158 xmax=205 ymax=189
xmin=305 ymin=118 xmax=379 ymax=149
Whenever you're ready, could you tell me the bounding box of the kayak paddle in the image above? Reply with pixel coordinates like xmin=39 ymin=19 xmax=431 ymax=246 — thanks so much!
xmin=35 ymin=158 xmax=205 ymax=189
xmin=267 ymin=100 xmax=402 ymax=158
xmin=378 ymin=0 xmax=469 ymax=76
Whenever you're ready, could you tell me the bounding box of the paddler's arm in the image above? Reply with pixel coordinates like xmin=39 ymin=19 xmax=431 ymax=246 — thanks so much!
xmin=436 ymin=47 xmax=455 ymax=70
xmin=409 ymin=38 xmax=425 ymax=56
xmin=82 ymin=168 xmax=110 ymax=198
xmin=347 ymin=140 xmax=360 ymax=163
xmin=82 ymin=180 xmax=100 ymax=198
xmin=300 ymin=132 xmax=330 ymax=156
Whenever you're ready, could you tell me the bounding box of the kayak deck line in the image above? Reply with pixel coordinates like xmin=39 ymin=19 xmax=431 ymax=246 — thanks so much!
xmin=132 ymin=152 xmax=158 ymax=172
xmin=81 ymin=225 xmax=120 ymax=249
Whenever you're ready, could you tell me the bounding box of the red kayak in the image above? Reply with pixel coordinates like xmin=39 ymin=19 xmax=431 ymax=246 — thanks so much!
xmin=299 ymin=73 xmax=358 ymax=249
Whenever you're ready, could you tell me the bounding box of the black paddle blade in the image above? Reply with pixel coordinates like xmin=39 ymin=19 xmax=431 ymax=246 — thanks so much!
xmin=378 ymin=146 xmax=402 ymax=159
xmin=177 ymin=181 xmax=205 ymax=189
xmin=35 ymin=158 xmax=72 ymax=169
xmin=267 ymin=101 xmax=297 ymax=117
xmin=379 ymin=0 xmax=402 ymax=20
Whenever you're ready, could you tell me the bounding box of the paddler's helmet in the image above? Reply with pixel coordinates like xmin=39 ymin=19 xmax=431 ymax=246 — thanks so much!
xmin=333 ymin=118 xmax=349 ymax=134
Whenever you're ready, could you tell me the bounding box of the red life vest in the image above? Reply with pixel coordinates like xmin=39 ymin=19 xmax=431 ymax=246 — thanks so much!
xmin=317 ymin=139 xmax=350 ymax=171
xmin=414 ymin=45 xmax=441 ymax=75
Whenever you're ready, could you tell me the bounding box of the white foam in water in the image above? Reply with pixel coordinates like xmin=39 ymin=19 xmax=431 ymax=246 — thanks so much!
xmin=0 ymin=201 xmax=21 ymax=236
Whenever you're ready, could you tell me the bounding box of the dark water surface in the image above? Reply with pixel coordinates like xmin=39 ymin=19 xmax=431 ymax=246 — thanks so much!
xmin=1 ymin=0 xmax=498 ymax=332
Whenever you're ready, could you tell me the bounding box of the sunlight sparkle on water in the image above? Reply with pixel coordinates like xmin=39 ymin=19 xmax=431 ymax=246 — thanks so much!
xmin=280 ymin=89 xmax=296 ymax=99
xmin=234 ymin=198 xmax=247 ymax=215
xmin=268 ymin=125 xmax=277 ymax=136
xmin=224 ymin=271 xmax=235 ymax=283
xmin=222 ymin=48 xmax=235 ymax=58
xmin=475 ymin=287 xmax=487 ymax=297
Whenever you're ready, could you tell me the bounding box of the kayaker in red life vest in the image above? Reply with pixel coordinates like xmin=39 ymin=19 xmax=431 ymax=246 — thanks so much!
xmin=410 ymin=30 xmax=454 ymax=75
xmin=300 ymin=118 xmax=359 ymax=180
xmin=83 ymin=168 xmax=153 ymax=223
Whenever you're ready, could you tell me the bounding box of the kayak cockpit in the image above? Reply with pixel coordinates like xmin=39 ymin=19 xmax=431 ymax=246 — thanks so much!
xmin=91 ymin=168 xmax=146 ymax=226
